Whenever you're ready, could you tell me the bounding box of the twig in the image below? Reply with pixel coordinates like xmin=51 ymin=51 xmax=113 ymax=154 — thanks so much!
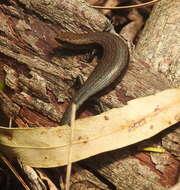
xmin=0 ymin=153 xmax=31 ymax=190
xmin=9 ymin=117 xmax=12 ymax=128
xmin=65 ymin=103 xmax=76 ymax=190
xmin=89 ymin=0 xmax=160 ymax=9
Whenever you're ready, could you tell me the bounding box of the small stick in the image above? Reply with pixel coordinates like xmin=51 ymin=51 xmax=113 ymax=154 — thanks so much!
xmin=0 ymin=153 xmax=31 ymax=190
xmin=89 ymin=0 xmax=160 ymax=9
xmin=65 ymin=103 xmax=76 ymax=190
xmin=9 ymin=117 xmax=12 ymax=128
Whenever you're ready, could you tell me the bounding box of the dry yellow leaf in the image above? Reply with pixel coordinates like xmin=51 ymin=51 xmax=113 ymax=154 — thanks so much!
xmin=0 ymin=88 xmax=179 ymax=168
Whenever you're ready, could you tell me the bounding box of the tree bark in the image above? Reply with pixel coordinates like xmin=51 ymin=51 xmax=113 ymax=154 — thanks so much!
xmin=0 ymin=0 xmax=179 ymax=189
xmin=136 ymin=0 xmax=180 ymax=87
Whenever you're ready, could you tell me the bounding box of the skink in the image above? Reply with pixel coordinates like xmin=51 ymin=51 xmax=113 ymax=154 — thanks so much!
xmin=55 ymin=32 xmax=129 ymax=125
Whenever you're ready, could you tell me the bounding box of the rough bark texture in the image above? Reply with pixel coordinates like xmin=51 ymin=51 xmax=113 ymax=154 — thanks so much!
xmin=0 ymin=0 xmax=179 ymax=189
xmin=136 ymin=0 xmax=180 ymax=87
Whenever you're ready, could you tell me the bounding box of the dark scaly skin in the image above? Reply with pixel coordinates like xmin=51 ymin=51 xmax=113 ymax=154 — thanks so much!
xmin=56 ymin=32 xmax=129 ymax=125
